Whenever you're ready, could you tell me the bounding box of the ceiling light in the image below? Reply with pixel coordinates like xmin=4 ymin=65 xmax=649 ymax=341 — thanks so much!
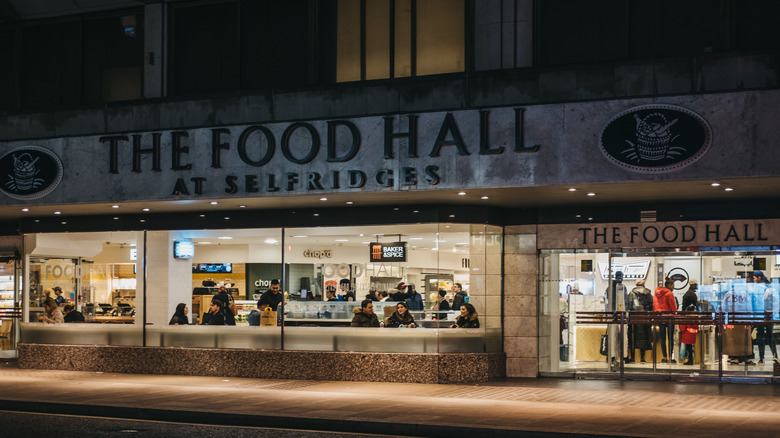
xmin=60 ymin=221 xmax=67 ymax=225
xmin=575 ymin=214 xmax=582 ymax=218
xmin=218 ymin=236 xmax=233 ymax=240
xmin=393 ymin=208 xmax=399 ymax=211
xmin=21 ymin=208 xmax=29 ymax=212
xmin=481 ymin=196 xmax=489 ymax=200
xmin=113 ymin=217 xmax=119 ymax=220
xmin=54 ymin=211 xmax=61 ymax=215
xmin=224 ymin=217 xmax=230 ymax=220
xmin=458 ymin=192 xmax=466 ymax=196
xmin=319 ymin=197 xmax=328 ymax=201
xmin=265 ymin=238 xmax=279 ymax=244
xmin=142 ymin=208 xmax=150 ymax=212
xmin=413 ymin=210 xmax=419 ymax=213
xmin=346 ymin=201 xmax=353 ymax=205
xmin=34 ymin=219 xmax=39 ymax=223
xmin=449 ymin=214 xmax=455 ymax=218
xmin=334 ymin=239 xmax=349 ymax=242
xmin=139 ymin=219 xmax=146 ymax=223
xmin=112 ymin=205 xmax=119 ymax=208
xmin=199 ymin=214 xmax=205 ymax=217
xmin=711 ymin=183 xmax=720 ymax=187
xmin=587 ymin=192 xmax=596 ymax=196
xmin=568 ymin=188 xmax=577 ymax=192
xmin=313 ymin=213 xmax=319 ymax=217
xmin=409 ymin=237 xmax=423 ymax=240
xmin=725 ymin=187 xmax=734 ymax=191
xmin=292 ymin=235 xmax=307 ymax=238
xmin=239 ymin=205 xmax=246 ymax=208
xmin=210 ymin=201 xmax=218 ymax=205
xmin=197 ymin=241 xmax=211 ymax=245
xmin=431 ymin=248 xmax=438 ymax=251
xmin=362 ymin=241 xmax=371 ymax=244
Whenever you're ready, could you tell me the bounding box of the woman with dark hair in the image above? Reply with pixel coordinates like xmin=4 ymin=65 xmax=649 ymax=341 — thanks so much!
xmin=451 ymin=303 xmax=480 ymax=328
xmin=169 ymin=303 xmax=189 ymax=325
xmin=201 ymin=298 xmax=226 ymax=325
xmin=386 ymin=301 xmax=417 ymax=328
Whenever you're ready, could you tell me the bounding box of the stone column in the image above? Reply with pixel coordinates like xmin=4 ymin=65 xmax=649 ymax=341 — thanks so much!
xmin=139 ymin=231 xmax=193 ymax=326
xmin=503 ymin=225 xmax=538 ymax=377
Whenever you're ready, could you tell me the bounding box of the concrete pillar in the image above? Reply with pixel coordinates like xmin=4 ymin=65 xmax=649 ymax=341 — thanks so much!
xmin=503 ymin=225 xmax=538 ymax=377
xmin=139 ymin=231 xmax=192 ymax=326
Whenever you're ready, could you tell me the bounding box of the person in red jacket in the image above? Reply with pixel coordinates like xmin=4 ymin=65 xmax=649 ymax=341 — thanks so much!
xmin=653 ymin=278 xmax=678 ymax=364
xmin=679 ymin=304 xmax=699 ymax=365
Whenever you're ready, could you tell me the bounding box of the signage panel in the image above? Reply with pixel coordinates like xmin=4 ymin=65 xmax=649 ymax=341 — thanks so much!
xmin=369 ymin=242 xmax=407 ymax=262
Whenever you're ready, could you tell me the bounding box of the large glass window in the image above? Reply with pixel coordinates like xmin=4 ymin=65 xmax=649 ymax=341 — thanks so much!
xmin=20 ymin=223 xmax=501 ymax=354
xmin=336 ymin=0 xmax=465 ymax=82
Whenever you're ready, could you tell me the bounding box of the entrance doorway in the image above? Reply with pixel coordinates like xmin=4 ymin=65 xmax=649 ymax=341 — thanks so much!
xmin=539 ymin=248 xmax=778 ymax=381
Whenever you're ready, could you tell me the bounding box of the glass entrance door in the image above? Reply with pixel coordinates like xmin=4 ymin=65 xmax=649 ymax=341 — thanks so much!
xmin=0 ymin=259 xmax=21 ymax=358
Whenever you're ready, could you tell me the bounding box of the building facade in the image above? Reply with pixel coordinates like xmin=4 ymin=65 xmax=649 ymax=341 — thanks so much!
xmin=1 ymin=0 xmax=779 ymax=382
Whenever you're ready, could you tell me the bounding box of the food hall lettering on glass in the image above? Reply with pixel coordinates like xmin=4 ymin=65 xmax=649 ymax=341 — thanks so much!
xmin=578 ymin=223 xmax=768 ymax=245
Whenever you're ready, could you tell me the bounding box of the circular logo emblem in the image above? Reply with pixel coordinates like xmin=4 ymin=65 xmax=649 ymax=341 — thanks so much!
xmin=0 ymin=146 xmax=63 ymax=199
xmin=599 ymin=104 xmax=712 ymax=173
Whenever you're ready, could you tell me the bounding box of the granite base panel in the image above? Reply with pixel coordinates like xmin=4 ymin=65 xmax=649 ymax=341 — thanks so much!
xmin=17 ymin=344 xmax=506 ymax=384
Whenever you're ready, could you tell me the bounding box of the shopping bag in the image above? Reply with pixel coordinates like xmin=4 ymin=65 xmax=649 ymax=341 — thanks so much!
xmin=259 ymin=309 xmax=277 ymax=326
xmin=599 ymin=334 xmax=609 ymax=356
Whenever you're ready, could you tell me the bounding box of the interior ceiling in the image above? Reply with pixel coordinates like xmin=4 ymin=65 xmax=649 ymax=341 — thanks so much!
xmin=1 ymin=0 xmax=152 ymax=21
xmin=3 ymin=177 xmax=778 ymax=222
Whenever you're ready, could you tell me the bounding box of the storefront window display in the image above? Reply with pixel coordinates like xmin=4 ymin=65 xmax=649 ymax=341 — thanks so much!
xmin=20 ymin=223 xmax=502 ymax=354
xmin=540 ymin=248 xmax=780 ymax=379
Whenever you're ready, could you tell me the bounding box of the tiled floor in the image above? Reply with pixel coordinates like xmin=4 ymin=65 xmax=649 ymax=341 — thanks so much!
xmin=0 ymin=363 xmax=778 ymax=437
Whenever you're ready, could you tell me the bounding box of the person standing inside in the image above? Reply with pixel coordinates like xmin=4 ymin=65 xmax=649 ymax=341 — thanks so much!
xmin=350 ymin=299 xmax=380 ymax=327
xmin=215 ymin=285 xmax=237 ymax=325
xmin=432 ymin=289 xmax=451 ymax=320
xmin=626 ymin=279 xmax=653 ymax=363
xmin=753 ymin=271 xmax=778 ymax=364
xmin=681 ymin=280 xmax=699 ymax=311
xmin=338 ymin=279 xmax=356 ymax=302
xmin=654 ymin=278 xmax=678 ymax=364
xmin=53 ymin=286 xmax=66 ymax=306
xmin=679 ymin=304 xmax=699 ymax=365
xmin=451 ymin=283 xmax=468 ymax=311
xmin=405 ymin=283 xmax=423 ymax=311
xmin=258 ymin=279 xmax=283 ymax=311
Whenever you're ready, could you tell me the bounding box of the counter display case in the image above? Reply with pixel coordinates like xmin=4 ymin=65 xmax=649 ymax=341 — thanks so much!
xmin=0 ymin=275 xmax=14 ymax=309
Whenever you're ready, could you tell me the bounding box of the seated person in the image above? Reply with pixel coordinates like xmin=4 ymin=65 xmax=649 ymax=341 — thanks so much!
xmin=350 ymin=299 xmax=380 ymax=327
xmin=450 ymin=303 xmax=480 ymax=328
xmin=42 ymin=298 xmax=64 ymax=324
xmin=386 ymin=301 xmax=416 ymax=328
xmin=168 ymin=303 xmax=189 ymax=325
xmin=247 ymin=303 xmax=262 ymax=326
xmin=63 ymin=304 xmax=85 ymax=323
xmin=201 ymin=298 xmax=226 ymax=325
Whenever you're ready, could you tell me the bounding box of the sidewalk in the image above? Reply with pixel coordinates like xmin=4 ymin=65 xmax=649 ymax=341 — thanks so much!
xmin=0 ymin=362 xmax=778 ymax=437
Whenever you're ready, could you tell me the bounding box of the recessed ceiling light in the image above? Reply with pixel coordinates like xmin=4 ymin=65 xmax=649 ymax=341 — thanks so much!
xmin=112 ymin=205 xmax=119 ymax=208
xmin=218 ymin=236 xmax=233 ymax=240
xmin=588 ymin=217 xmax=593 ymax=221
xmin=413 ymin=210 xmax=419 ymax=213
xmin=142 ymin=208 xmax=150 ymax=212
xmin=568 ymin=188 xmax=577 ymax=192
xmin=199 ymin=214 xmax=205 ymax=218
xmin=60 ymin=221 xmax=66 ymax=224
xmin=210 ymin=201 xmax=218 ymax=205
xmin=334 ymin=239 xmax=349 ymax=242
xmin=54 ymin=211 xmax=61 ymax=215
xmin=587 ymin=192 xmax=596 ymax=196
xmin=113 ymin=217 xmax=119 ymax=220
xmin=576 ymin=214 xmax=582 ymax=218
xmin=346 ymin=201 xmax=354 ymax=205
xmin=431 ymin=248 xmax=438 ymax=251
xmin=711 ymin=183 xmax=720 ymax=187
xmin=224 ymin=217 xmax=230 ymax=220
xmin=458 ymin=192 xmax=466 ymax=196
xmin=265 ymin=238 xmax=279 ymax=244
xmin=198 ymin=241 xmax=212 ymax=245
xmin=393 ymin=207 xmax=399 ymax=211
xmin=449 ymin=214 xmax=455 ymax=218
xmin=292 ymin=235 xmax=307 ymax=238
xmin=239 ymin=205 xmax=246 ymax=208
xmin=725 ymin=187 xmax=734 ymax=191
xmin=409 ymin=237 xmax=423 ymax=240
xmin=140 ymin=219 xmax=146 ymax=223
xmin=319 ymin=198 xmax=328 ymax=201
xmin=21 ymin=208 xmax=29 ymax=212
xmin=313 ymin=213 xmax=319 ymax=217
xmin=481 ymin=196 xmax=489 ymax=200
xmin=361 ymin=241 xmax=371 ymax=244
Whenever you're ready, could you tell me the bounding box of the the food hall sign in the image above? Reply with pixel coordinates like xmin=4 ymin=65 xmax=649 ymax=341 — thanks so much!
xmin=538 ymin=220 xmax=777 ymax=249
xmin=97 ymin=108 xmax=539 ymax=196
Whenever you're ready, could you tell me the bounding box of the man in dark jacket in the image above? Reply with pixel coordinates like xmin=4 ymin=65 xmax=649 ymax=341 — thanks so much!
xmin=451 ymin=282 xmax=468 ymax=310
xmin=258 ymin=279 xmax=283 ymax=311
xmin=350 ymin=299 xmax=380 ymax=327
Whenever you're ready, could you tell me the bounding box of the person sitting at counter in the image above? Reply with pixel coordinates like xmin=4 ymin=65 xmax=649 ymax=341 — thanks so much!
xmin=386 ymin=302 xmax=416 ymax=328
xmin=350 ymin=299 xmax=380 ymax=327
xmin=42 ymin=298 xmax=64 ymax=324
xmin=168 ymin=303 xmax=190 ymax=325
xmin=63 ymin=304 xmax=85 ymax=323
xmin=258 ymin=279 xmax=283 ymax=311
xmin=202 ymin=298 xmax=227 ymax=325
xmin=450 ymin=303 xmax=480 ymax=328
